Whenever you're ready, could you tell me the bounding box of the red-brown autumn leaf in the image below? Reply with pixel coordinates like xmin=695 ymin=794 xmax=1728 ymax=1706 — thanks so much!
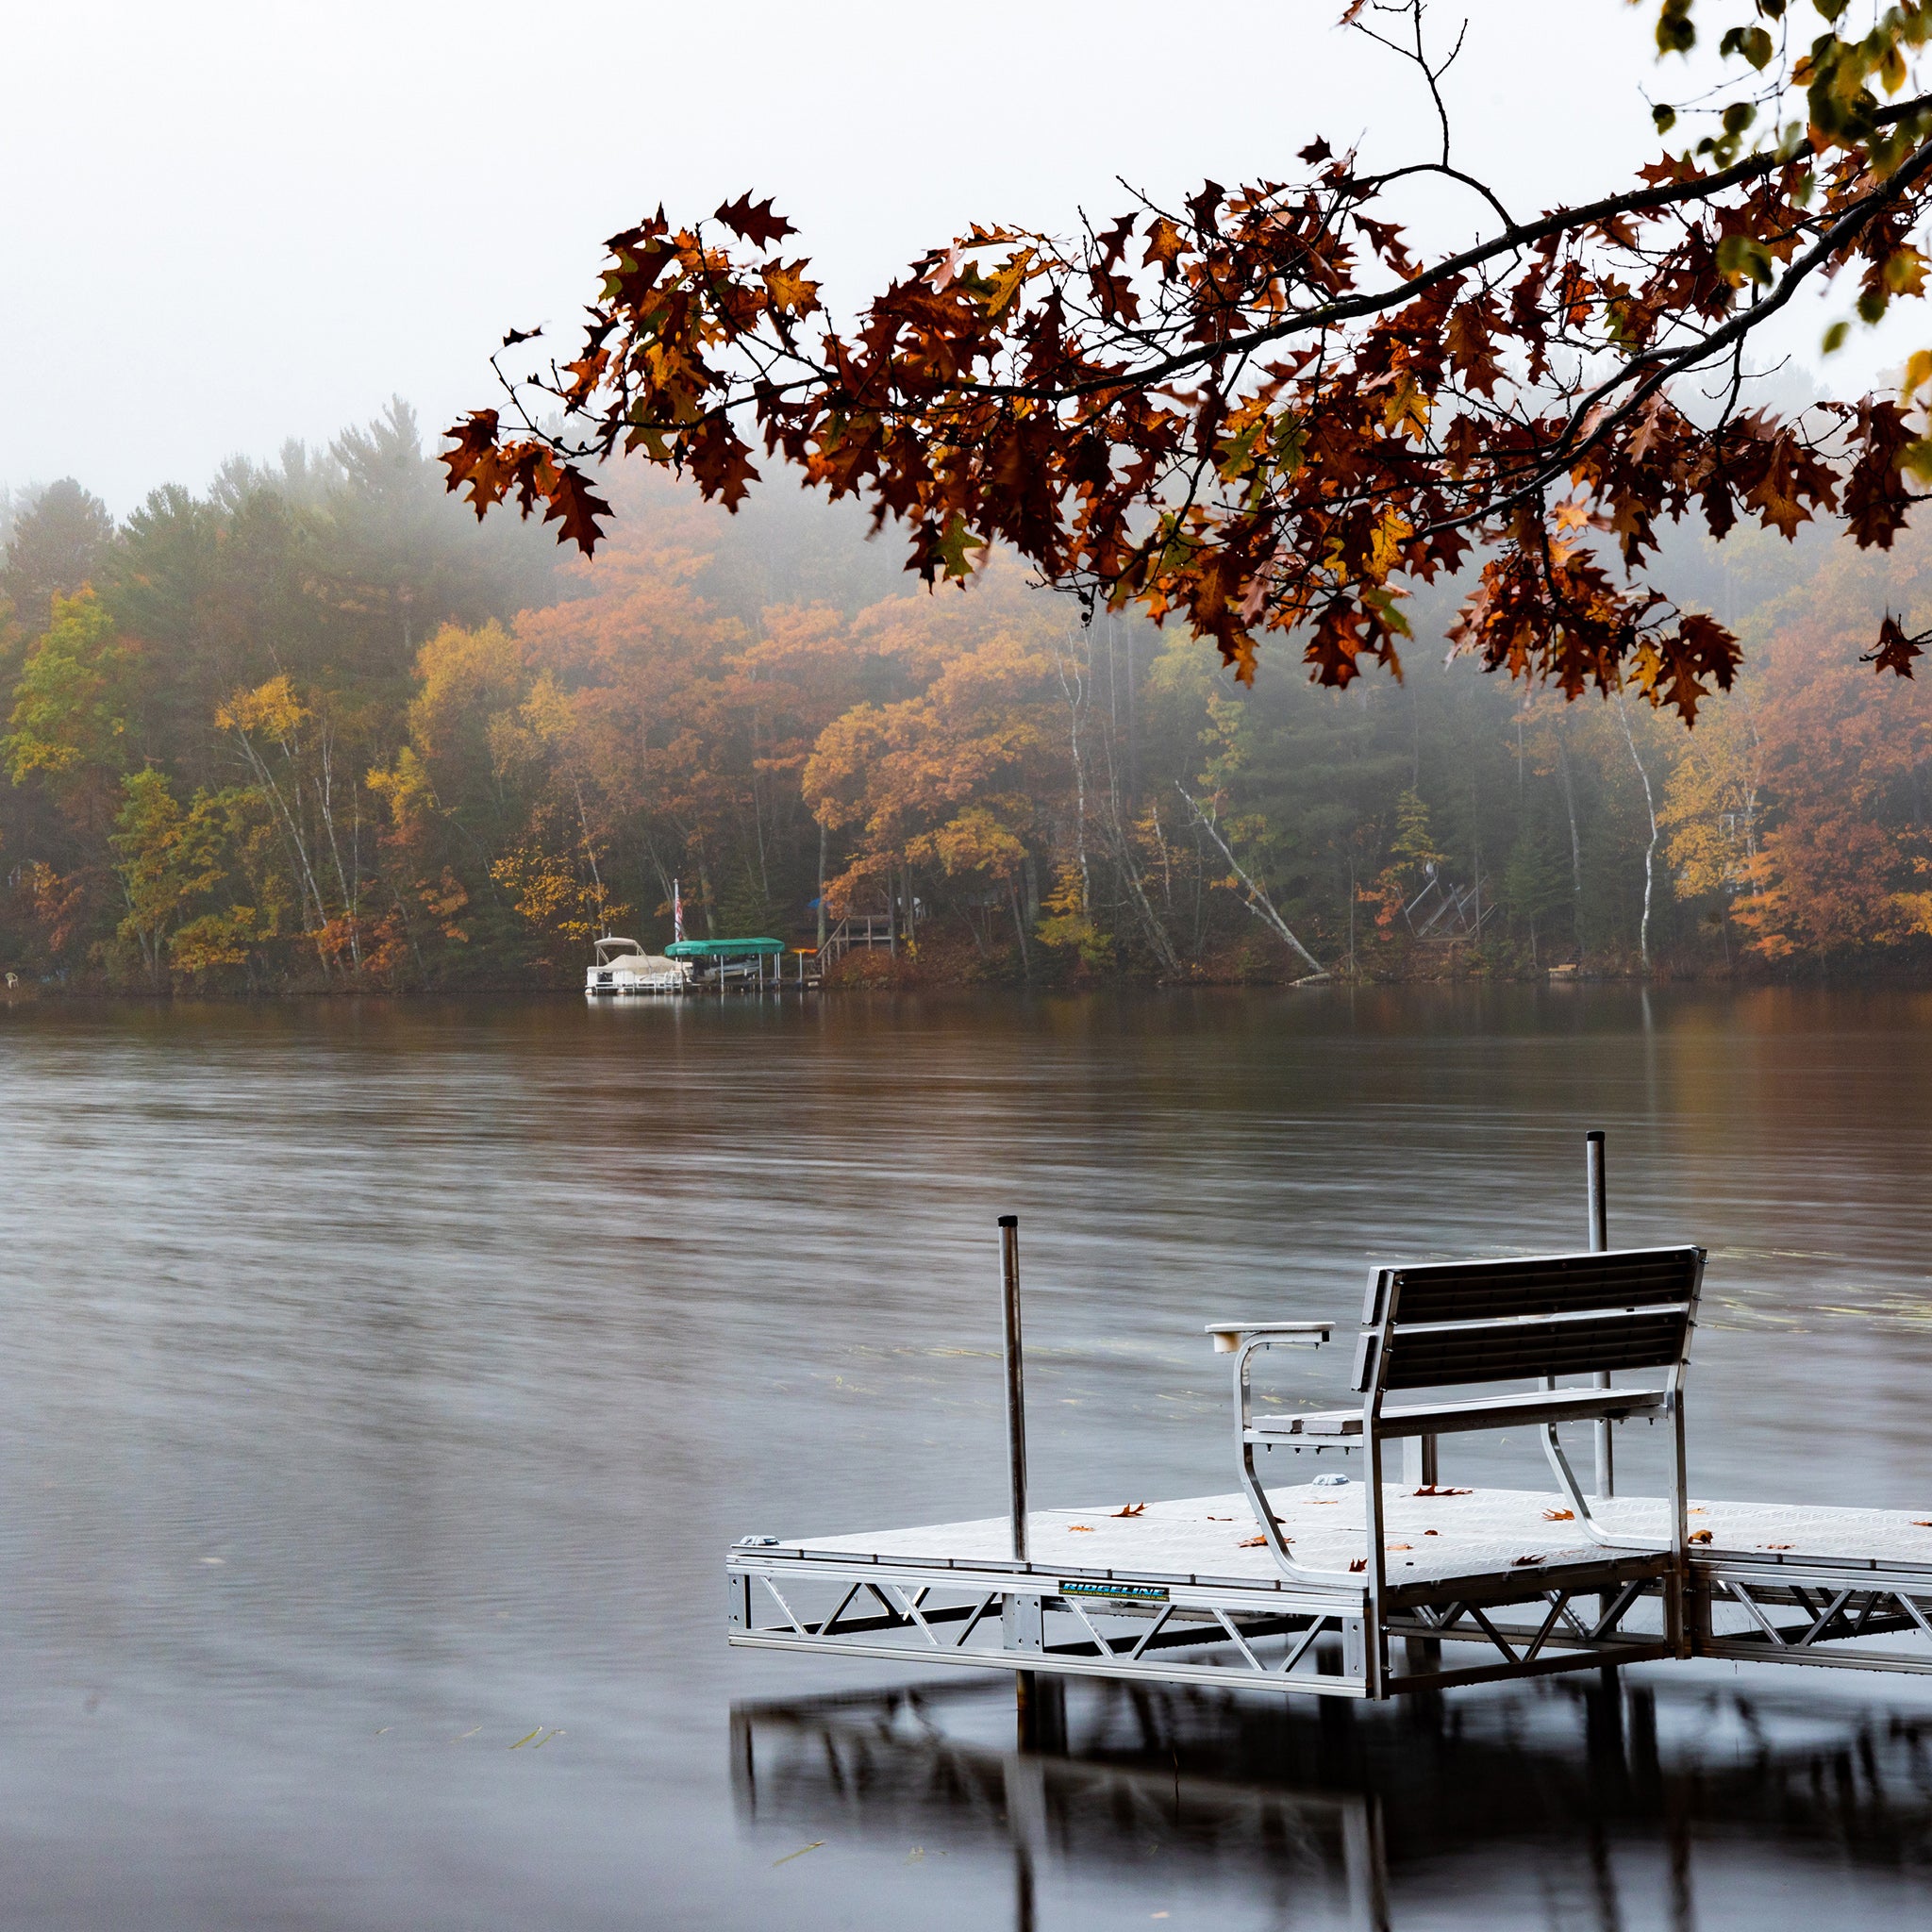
xmin=712 ymin=193 xmax=795 ymax=250
xmin=1865 ymin=614 xmax=1924 ymax=679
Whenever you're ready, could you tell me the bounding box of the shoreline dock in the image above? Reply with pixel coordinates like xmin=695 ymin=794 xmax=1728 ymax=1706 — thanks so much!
xmin=730 ymin=1478 xmax=1932 ymax=1697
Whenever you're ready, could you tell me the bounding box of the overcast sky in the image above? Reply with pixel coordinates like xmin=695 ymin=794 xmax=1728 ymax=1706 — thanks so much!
xmin=1 ymin=0 xmax=1907 ymax=513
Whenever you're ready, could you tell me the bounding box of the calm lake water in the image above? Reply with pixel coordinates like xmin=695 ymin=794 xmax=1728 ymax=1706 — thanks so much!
xmin=5 ymin=987 xmax=1932 ymax=1929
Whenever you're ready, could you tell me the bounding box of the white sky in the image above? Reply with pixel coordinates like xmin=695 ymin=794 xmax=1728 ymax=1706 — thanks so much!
xmin=1 ymin=0 xmax=1913 ymax=512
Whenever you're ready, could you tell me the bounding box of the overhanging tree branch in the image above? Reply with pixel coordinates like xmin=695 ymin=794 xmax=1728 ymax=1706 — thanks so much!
xmin=445 ymin=0 xmax=1932 ymax=724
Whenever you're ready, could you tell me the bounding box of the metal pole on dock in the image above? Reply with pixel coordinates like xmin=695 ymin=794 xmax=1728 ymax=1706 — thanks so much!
xmin=1000 ymin=1215 xmax=1028 ymax=1562
xmin=1586 ymin=1130 xmax=1613 ymax=1498
xmin=1000 ymin=1216 xmax=1062 ymax=1751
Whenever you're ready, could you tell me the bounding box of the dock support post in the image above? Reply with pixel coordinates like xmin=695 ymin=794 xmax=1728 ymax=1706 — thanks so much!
xmin=1587 ymin=1130 xmax=1613 ymax=1498
xmin=1000 ymin=1215 xmax=1028 ymax=1564
xmin=998 ymin=1215 xmax=1060 ymax=1749
xmin=1587 ymin=1128 xmax=1621 ymax=1690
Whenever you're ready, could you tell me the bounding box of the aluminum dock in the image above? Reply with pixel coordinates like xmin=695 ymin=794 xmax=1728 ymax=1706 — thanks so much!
xmin=730 ymin=1479 xmax=1932 ymax=1698
xmin=730 ymin=1135 xmax=1932 ymax=1705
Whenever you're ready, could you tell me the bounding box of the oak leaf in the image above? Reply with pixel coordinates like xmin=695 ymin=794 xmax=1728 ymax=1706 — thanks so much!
xmin=1863 ymin=615 xmax=1924 ymax=678
xmin=712 ymin=194 xmax=794 ymax=250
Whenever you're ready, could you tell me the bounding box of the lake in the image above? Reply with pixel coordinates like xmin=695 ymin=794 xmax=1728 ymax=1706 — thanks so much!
xmin=4 ymin=986 xmax=1932 ymax=1929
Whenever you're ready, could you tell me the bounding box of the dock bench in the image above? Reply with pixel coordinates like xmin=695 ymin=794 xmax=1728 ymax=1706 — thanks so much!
xmin=728 ymin=1237 xmax=1932 ymax=1701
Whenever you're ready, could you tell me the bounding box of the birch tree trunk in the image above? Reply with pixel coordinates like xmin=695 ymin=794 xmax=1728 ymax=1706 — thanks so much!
xmin=1618 ymin=698 xmax=1660 ymax=976
xmin=1175 ymin=785 xmax=1325 ymax=979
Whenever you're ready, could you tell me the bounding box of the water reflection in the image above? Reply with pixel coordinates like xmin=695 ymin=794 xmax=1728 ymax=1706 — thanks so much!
xmin=8 ymin=989 xmax=1932 ymax=1925
xmin=734 ymin=1669 xmax=1932 ymax=1929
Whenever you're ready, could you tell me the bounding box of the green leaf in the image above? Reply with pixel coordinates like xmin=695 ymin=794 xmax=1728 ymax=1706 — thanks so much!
xmin=1822 ymin=319 xmax=1851 ymax=353
xmin=935 ymin=512 xmax=988 ymax=582
xmin=1272 ymin=411 xmax=1308 ymax=476
xmin=1717 ymin=233 xmax=1775 ymax=285
xmin=1657 ymin=0 xmax=1696 ymax=54
xmin=1653 ymin=104 xmax=1678 ymax=133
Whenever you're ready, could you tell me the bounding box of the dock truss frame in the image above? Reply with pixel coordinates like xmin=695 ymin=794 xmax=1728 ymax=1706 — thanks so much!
xmin=727 ymin=1544 xmax=1676 ymax=1702
xmin=731 ymin=1540 xmax=1932 ymax=1698
xmin=1692 ymin=1551 xmax=1932 ymax=1677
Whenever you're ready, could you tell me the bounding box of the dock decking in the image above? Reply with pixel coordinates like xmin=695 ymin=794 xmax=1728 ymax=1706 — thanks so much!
xmin=729 ymin=1478 xmax=1932 ymax=1699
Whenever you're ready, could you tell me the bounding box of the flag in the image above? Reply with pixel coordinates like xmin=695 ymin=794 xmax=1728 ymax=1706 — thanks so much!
xmin=672 ymin=878 xmax=684 ymax=942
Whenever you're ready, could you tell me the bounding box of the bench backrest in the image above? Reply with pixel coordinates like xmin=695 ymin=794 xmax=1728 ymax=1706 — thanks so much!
xmin=1350 ymin=1246 xmax=1705 ymax=1393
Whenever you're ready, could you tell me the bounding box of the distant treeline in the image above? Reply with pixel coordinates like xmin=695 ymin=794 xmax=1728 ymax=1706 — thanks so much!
xmin=3 ymin=399 xmax=1930 ymax=992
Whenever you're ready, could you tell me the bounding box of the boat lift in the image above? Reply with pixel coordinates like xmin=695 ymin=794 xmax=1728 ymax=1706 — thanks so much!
xmin=728 ymin=1134 xmax=1932 ymax=1709
xmin=664 ymin=938 xmax=791 ymax=992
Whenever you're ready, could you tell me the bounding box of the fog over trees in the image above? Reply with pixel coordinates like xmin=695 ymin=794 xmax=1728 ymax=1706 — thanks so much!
xmin=0 ymin=398 xmax=1928 ymax=991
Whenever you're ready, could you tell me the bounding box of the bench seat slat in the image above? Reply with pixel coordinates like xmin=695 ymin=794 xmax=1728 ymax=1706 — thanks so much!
xmin=1253 ymin=1386 xmax=1669 ymax=1441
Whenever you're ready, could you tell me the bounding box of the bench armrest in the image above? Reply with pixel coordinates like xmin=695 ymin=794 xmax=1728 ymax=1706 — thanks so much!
xmin=1206 ymin=1320 xmax=1333 ymax=1355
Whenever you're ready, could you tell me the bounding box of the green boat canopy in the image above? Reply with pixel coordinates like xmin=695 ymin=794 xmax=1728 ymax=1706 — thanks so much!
xmin=665 ymin=938 xmax=787 ymax=958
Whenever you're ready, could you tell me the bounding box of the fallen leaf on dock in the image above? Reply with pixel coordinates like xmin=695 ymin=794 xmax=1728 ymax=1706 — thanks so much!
xmin=1914 ymin=1521 xmax=1932 ymax=1528
xmin=1068 ymin=1524 xmax=1095 ymax=1533
xmin=1543 ymin=1508 xmax=1575 ymax=1521
xmin=1239 ymin=1536 xmax=1266 ymax=1548
xmin=1207 ymin=1515 xmax=1234 ymax=1521
xmin=1689 ymin=1529 xmax=1713 ymax=1543
xmin=1413 ymin=1486 xmax=1472 ymax=1497
xmin=1511 ymin=1555 xmax=1544 ymax=1567
xmin=1765 ymin=1543 xmax=1793 ymax=1550
xmin=1112 ymin=1503 xmax=1146 ymax=1518
xmin=1349 ymin=1558 xmax=1368 ymax=1573
xmin=1387 ymin=1543 xmax=1412 ymax=1551
xmin=1423 ymin=1529 xmax=1439 ymax=1536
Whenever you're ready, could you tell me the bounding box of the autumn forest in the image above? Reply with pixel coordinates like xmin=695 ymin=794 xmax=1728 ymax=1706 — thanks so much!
xmin=2 ymin=397 xmax=1929 ymax=994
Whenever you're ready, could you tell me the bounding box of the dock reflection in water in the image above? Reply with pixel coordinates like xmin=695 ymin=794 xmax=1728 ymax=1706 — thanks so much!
xmin=734 ymin=1671 xmax=1932 ymax=1929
